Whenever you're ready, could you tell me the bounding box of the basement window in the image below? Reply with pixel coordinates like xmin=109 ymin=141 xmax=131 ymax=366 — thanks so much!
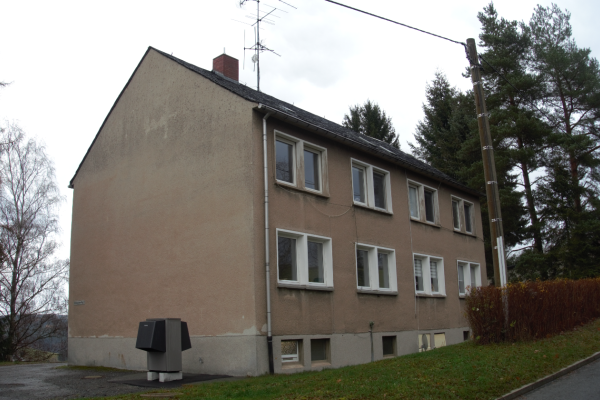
xmin=418 ymin=333 xmax=431 ymax=352
xmin=434 ymin=333 xmax=446 ymax=349
xmin=281 ymin=340 xmax=301 ymax=363
xmin=311 ymin=339 xmax=330 ymax=365
xmin=382 ymin=336 xmax=396 ymax=357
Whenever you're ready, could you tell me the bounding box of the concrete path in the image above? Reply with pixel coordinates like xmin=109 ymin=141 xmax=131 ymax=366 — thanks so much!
xmin=515 ymin=358 xmax=600 ymax=400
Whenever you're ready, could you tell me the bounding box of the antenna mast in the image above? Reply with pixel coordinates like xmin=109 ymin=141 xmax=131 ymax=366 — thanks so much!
xmin=238 ymin=0 xmax=294 ymax=91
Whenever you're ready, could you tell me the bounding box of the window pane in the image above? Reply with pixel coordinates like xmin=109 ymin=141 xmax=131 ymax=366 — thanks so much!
xmin=352 ymin=166 xmax=365 ymax=203
xmin=424 ymin=190 xmax=435 ymax=222
xmin=434 ymin=333 xmax=446 ymax=348
xmin=278 ymin=236 xmax=297 ymax=281
xmin=378 ymin=252 xmax=389 ymax=289
xmin=419 ymin=333 xmax=429 ymax=352
xmin=311 ymin=339 xmax=328 ymax=362
xmin=464 ymin=203 xmax=473 ymax=232
xmin=470 ymin=264 xmax=477 ymax=288
xmin=458 ymin=264 xmax=465 ymax=294
xmin=414 ymin=259 xmax=423 ymax=291
xmin=430 ymin=261 xmax=438 ymax=292
xmin=281 ymin=340 xmax=299 ymax=362
xmin=452 ymin=200 xmax=460 ymax=230
xmin=304 ymin=150 xmax=320 ymax=190
xmin=356 ymin=249 xmax=370 ymax=287
xmin=308 ymin=241 xmax=324 ymax=283
xmin=382 ymin=336 xmax=395 ymax=356
xmin=409 ymin=186 xmax=419 ymax=218
xmin=373 ymin=171 xmax=386 ymax=209
xmin=276 ymin=140 xmax=294 ymax=183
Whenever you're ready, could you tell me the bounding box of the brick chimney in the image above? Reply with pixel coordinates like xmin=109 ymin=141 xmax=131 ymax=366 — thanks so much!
xmin=212 ymin=54 xmax=239 ymax=82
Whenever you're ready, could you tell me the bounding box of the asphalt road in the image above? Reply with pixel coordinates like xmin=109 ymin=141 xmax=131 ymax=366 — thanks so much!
xmin=0 ymin=363 xmax=147 ymax=399
xmin=516 ymin=358 xmax=600 ymax=400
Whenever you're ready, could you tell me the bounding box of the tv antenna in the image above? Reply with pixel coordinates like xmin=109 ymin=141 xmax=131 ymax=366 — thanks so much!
xmin=237 ymin=0 xmax=295 ymax=92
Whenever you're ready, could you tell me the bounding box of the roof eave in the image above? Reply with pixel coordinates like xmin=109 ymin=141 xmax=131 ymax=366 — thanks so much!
xmin=255 ymin=104 xmax=480 ymax=197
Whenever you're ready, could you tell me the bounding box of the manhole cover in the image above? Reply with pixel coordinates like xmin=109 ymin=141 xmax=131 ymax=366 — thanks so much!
xmin=82 ymin=375 xmax=103 ymax=379
xmin=140 ymin=393 xmax=182 ymax=398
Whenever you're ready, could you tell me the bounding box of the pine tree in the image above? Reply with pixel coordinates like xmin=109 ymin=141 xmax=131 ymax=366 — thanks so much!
xmin=524 ymin=4 xmax=600 ymax=277
xmin=343 ymin=100 xmax=400 ymax=148
xmin=477 ymin=3 xmax=549 ymax=255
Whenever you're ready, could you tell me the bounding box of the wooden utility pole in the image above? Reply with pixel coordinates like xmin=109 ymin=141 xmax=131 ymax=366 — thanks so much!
xmin=466 ymin=38 xmax=507 ymax=287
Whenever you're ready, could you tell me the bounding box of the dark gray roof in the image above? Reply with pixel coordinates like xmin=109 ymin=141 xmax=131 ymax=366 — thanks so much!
xmin=70 ymin=46 xmax=475 ymax=195
xmin=151 ymin=47 xmax=474 ymax=194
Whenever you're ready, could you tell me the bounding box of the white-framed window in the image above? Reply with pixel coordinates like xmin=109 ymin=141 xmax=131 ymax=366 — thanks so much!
xmin=355 ymin=244 xmax=397 ymax=293
xmin=407 ymin=180 xmax=438 ymax=224
xmin=281 ymin=340 xmax=301 ymax=363
xmin=451 ymin=196 xmax=475 ymax=234
xmin=351 ymin=159 xmax=393 ymax=213
xmin=276 ymin=229 xmax=333 ymax=289
xmin=275 ymin=131 xmax=328 ymax=195
xmin=457 ymin=261 xmax=481 ymax=296
xmin=413 ymin=253 xmax=445 ymax=295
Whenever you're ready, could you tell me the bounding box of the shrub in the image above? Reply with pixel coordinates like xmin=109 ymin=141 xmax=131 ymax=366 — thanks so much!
xmin=465 ymin=278 xmax=600 ymax=344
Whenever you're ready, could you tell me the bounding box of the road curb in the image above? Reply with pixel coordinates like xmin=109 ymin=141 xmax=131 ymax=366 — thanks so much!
xmin=496 ymin=351 xmax=600 ymax=400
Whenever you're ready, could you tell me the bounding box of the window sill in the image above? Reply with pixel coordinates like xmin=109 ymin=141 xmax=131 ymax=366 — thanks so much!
xmin=357 ymin=288 xmax=398 ymax=296
xmin=353 ymin=202 xmax=393 ymax=215
xmin=282 ymin=362 xmax=304 ymax=370
xmin=311 ymin=361 xmax=331 ymax=367
xmin=415 ymin=293 xmax=446 ymax=298
xmin=275 ymin=180 xmax=330 ymax=199
xmin=453 ymin=229 xmax=477 ymax=238
xmin=410 ymin=218 xmax=440 ymax=228
xmin=277 ymin=282 xmax=334 ymax=291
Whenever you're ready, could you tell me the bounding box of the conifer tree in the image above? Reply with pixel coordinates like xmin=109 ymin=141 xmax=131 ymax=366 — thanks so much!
xmin=477 ymin=3 xmax=549 ymax=255
xmin=343 ymin=100 xmax=400 ymax=148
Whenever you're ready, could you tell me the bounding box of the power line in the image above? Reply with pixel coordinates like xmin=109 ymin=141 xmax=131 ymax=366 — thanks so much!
xmin=324 ymin=0 xmax=465 ymax=47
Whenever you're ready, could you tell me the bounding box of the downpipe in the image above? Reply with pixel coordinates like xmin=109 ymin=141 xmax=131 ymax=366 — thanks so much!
xmin=261 ymin=106 xmax=274 ymax=374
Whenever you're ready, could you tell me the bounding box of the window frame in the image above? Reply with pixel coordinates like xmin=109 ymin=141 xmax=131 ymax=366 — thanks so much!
xmin=281 ymin=339 xmax=301 ymax=363
xmin=274 ymin=130 xmax=328 ymax=196
xmin=350 ymin=158 xmax=393 ymax=213
xmin=407 ymin=180 xmax=439 ymax=225
xmin=457 ymin=261 xmax=481 ymax=297
xmin=355 ymin=243 xmax=398 ymax=294
xmin=413 ymin=253 xmax=445 ymax=296
xmin=451 ymin=195 xmax=476 ymax=235
xmin=276 ymin=228 xmax=334 ymax=290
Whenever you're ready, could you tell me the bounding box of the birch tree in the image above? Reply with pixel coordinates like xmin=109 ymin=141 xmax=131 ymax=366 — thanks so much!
xmin=0 ymin=122 xmax=68 ymax=361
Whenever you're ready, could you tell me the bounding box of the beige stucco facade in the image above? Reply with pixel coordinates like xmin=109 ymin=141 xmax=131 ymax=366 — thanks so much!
xmin=69 ymin=48 xmax=485 ymax=376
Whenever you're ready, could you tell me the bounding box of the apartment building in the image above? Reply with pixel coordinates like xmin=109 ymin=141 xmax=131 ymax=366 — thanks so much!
xmin=68 ymin=47 xmax=485 ymax=376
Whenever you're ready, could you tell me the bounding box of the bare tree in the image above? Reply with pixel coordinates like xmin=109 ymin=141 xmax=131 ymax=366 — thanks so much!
xmin=0 ymin=122 xmax=68 ymax=361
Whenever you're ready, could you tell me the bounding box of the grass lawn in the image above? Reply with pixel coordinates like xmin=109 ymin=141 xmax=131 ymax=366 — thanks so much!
xmin=89 ymin=318 xmax=600 ymax=400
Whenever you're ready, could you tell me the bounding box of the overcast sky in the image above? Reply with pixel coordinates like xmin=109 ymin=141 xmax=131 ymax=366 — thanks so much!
xmin=1 ymin=0 xmax=598 ymax=260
